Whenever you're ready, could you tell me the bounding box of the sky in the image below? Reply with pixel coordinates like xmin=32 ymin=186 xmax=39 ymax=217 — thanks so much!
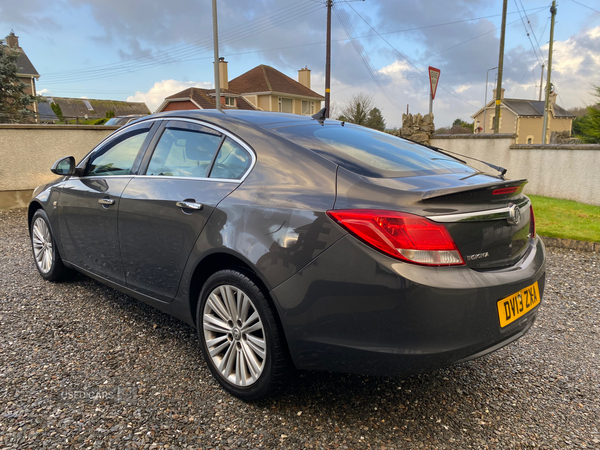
xmin=1 ymin=0 xmax=599 ymax=128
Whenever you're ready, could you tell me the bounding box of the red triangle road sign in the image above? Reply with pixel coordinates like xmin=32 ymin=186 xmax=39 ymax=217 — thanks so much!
xmin=429 ymin=66 xmax=441 ymax=100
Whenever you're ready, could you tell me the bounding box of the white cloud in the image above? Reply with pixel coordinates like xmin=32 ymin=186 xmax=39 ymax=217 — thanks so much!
xmin=542 ymin=26 xmax=600 ymax=108
xmin=455 ymin=84 xmax=472 ymax=94
xmin=38 ymin=88 xmax=52 ymax=95
xmin=378 ymin=60 xmax=418 ymax=77
xmin=127 ymin=79 xmax=213 ymax=112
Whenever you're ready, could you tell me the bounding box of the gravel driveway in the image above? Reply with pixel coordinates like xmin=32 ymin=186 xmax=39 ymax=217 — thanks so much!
xmin=1 ymin=208 xmax=598 ymax=449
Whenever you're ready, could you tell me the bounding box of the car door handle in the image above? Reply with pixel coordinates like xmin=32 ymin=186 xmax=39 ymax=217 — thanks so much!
xmin=98 ymin=198 xmax=115 ymax=205
xmin=176 ymin=201 xmax=203 ymax=210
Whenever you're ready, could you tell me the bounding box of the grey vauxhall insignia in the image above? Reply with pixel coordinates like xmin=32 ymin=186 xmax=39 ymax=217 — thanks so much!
xmin=28 ymin=109 xmax=545 ymax=400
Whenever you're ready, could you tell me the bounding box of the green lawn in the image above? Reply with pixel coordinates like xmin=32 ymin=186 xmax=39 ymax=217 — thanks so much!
xmin=528 ymin=195 xmax=600 ymax=243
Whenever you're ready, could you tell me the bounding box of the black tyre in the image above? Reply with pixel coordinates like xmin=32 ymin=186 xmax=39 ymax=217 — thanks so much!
xmin=30 ymin=209 xmax=74 ymax=281
xmin=197 ymin=269 xmax=288 ymax=400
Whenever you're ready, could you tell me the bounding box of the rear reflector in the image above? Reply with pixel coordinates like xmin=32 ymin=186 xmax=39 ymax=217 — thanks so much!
xmin=327 ymin=209 xmax=464 ymax=266
xmin=493 ymin=186 xmax=522 ymax=195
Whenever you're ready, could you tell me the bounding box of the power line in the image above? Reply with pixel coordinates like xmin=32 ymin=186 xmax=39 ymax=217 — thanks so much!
xmin=42 ymin=1 xmax=325 ymax=83
xmin=518 ymin=0 xmax=544 ymax=58
xmin=513 ymin=0 xmax=543 ymax=65
xmin=334 ymin=2 xmax=408 ymax=111
xmin=344 ymin=2 xmax=480 ymax=109
xmin=40 ymin=5 xmax=548 ymax=85
xmin=571 ymin=0 xmax=600 ymax=14
xmin=42 ymin=0 xmax=320 ymax=79
xmin=412 ymin=7 xmax=547 ymax=64
xmin=333 ymin=2 xmax=404 ymax=111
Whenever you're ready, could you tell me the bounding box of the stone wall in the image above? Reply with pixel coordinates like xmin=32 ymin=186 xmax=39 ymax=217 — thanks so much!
xmin=391 ymin=113 xmax=435 ymax=145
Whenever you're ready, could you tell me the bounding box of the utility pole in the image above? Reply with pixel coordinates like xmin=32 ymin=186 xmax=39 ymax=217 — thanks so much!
xmin=493 ymin=0 xmax=508 ymax=133
xmin=212 ymin=0 xmax=221 ymax=111
xmin=542 ymin=1 xmax=557 ymax=144
xmin=538 ymin=64 xmax=545 ymax=101
xmin=325 ymin=0 xmax=332 ymax=118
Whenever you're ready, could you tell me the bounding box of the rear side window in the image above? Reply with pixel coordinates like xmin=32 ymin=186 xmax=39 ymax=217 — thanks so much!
xmin=210 ymin=138 xmax=251 ymax=180
xmin=272 ymin=124 xmax=476 ymax=178
xmin=147 ymin=122 xmax=223 ymax=178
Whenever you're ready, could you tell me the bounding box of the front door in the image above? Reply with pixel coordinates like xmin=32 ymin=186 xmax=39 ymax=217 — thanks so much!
xmin=57 ymin=122 xmax=155 ymax=283
xmin=118 ymin=120 xmax=253 ymax=302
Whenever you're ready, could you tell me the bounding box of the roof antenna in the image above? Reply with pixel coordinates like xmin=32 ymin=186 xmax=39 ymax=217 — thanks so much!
xmin=311 ymin=107 xmax=327 ymax=125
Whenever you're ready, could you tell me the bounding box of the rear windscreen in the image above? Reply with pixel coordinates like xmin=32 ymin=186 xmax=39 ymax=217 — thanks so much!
xmin=271 ymin=123 xmax=476 ymax=178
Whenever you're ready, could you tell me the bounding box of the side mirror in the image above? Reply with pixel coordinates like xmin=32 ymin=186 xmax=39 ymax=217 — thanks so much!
xmin=51 ymin=156 xmax=76 ymax=176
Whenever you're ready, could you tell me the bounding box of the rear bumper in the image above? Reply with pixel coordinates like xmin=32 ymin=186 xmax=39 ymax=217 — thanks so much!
xmin=270 ymin=235 xmax=546 ymax=376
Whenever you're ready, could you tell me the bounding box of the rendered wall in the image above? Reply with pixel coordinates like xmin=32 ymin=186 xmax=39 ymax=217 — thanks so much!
xmin=430 ymin=134 xmax=600 ymax=206
xmin=0 ymin=124 xmax=118 ymax=208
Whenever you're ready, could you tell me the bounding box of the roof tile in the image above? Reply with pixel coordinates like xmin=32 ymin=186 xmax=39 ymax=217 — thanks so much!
xmin=229 ymin=65 xmax=324 ymax=99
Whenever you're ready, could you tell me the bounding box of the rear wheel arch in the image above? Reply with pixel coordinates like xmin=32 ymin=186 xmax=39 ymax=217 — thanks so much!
xmin=188 ymin=252 xmax=291 ymax=357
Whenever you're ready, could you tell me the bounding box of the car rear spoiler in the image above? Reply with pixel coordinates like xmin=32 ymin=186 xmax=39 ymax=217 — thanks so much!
xmin=422 ymin=179 xmax=528 ymax=200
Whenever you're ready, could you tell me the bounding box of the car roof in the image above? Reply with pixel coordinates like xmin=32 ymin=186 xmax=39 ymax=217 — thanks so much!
xmin=144 ymin=109 xmax=322 ymax=128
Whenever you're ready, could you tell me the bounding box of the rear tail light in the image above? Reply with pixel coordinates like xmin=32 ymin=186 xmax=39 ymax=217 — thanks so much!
xmin=493 ymin=186 xmax=522 ymax=195
xmin=529 ymin=205 xmax=536 ymax=238
xmin=327 ymin=209 xmax=464 ymax=266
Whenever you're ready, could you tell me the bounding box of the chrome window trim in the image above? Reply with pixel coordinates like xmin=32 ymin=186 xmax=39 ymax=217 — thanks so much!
xmin=132 ymin=175 xmax=241 ymax=184
xmin=67 ymin=174 xmax=241 ymax=184
xmin=75 ymin=117 xmax=256 ymax=183
xmin=160 ymin=117 xmax=256 ymax=182
xmin=84 ymin=118 xmax=162 ymax=158
xmin=427 ymin=199 xmax=530 ymax=223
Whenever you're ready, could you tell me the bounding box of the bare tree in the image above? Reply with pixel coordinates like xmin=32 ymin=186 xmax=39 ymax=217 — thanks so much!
xmin=337 ymin=93 xmax=375 ymax=126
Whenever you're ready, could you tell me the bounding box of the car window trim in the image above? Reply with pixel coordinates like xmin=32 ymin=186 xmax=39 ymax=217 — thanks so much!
xmin=206 ymin=135 xmax=227 ymax=178
xmin=137 ymin=120 xmax=168 ymax=176
xmin=138 ymin=118 xmax=256 ymax=182
xmin=80 ymin=122 xmax=159 ymax=178
xmin=139 ymin=119 xmax=224 ymax=179
xmin=76 ymin=119 xmax=161 ymax=174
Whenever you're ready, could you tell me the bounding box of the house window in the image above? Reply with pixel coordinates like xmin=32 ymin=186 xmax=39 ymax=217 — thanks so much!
xmin=526 ymin=135 xmax=534 ymax=144
xmin=279 ymin=97 xmax=293 ymax=113
xmin=224 ymin=97 xmax=236 ymax=107
xmin=83 ymin=100 xmax=94 ymax=111
xmin=302 ymin=100 xmax=314 ymax=115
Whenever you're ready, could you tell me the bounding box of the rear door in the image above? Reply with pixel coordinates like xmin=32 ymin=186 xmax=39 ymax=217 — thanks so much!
xmin=118 ymin=119 xmax=254 ymax=302
xmin=57 ymin=121 xmax=156 ymax=283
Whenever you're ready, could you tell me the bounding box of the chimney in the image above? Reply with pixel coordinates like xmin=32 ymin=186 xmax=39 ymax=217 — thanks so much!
xmin=5 ymin=30 xmax=19 ymax=49
xmin=219 ymin=57 xmax=228 ymax=90
xmin=492 ymin=88 xmax=505 ymax=100
xmin=298 ymin=66 xmax=311 ymax=89
xmin=549 ymin=91 xmax=557 ymax=106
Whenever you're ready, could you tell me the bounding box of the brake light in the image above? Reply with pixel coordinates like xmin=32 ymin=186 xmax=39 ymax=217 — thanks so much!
xmin=529 ymin=205 xmax=536 ymax=238
xmin=327 ymin=209 xmax=464 ymax=266
xmin=493 ymin=186 xmax=521 ymax=195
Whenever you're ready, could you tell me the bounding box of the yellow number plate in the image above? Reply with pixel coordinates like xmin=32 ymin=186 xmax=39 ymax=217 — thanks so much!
xmin=497 ymin=282 xmax=540 ymax=328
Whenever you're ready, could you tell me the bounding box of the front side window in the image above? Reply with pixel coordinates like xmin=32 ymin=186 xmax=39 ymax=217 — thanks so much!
xmin=146 ymin=122 xmax=222 ymax=178
xmin=85 ymin=129 xmax=150 ymax=176
xmin=279 ymin=97 xmax=293 ymax=113
xmin=210 ymin=137 xmax=251 ymax=180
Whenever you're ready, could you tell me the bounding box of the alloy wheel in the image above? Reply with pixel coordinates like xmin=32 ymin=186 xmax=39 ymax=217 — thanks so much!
xmin=32 ymin=217 xmax=53 ymax=273
xmin=202 ymin=284 xmax=267 ymax=387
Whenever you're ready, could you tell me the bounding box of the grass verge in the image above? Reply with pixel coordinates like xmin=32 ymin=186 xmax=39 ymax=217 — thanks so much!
xmin=529 ymin=195 xmax=600 ymax=243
